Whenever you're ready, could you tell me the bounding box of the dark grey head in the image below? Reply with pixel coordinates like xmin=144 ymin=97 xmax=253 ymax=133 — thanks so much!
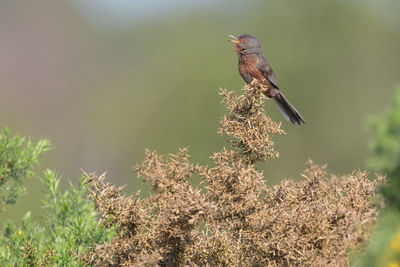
xmin=229 ymin=34 xmax=263 ymax=54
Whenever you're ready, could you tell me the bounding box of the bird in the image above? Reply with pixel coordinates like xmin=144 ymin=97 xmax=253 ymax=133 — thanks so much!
xmin=229 ymin=34 xmax=305 ymax=125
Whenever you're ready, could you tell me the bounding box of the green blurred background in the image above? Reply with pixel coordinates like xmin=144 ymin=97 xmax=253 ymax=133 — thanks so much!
xmin=1 ymin=0 xmax=399 ymax=225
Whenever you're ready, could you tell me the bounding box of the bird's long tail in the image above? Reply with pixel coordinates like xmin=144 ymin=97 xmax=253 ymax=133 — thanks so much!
xmin=272 ymin=92 xmax=305 ymax=125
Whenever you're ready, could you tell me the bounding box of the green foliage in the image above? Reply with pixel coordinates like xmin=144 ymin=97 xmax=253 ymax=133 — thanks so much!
xmin=0 ymin=168 xmax=115 ymax=265
xmin=41 ymin=170 xmax=115 ymax=264
xmin=0 ymin=128 xmax=50 ymax=206
xmin=353 ymin=85 xmax=400 ymax=266
xmin=0 ymin=212 xmax=46 ymax=266
xmin=353 ymin=210 xmax=400 ymax=267
xmin=367 ymin=84 xmax=400 ymax=209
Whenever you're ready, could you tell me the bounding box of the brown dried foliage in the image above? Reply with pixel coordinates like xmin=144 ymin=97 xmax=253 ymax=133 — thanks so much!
xmin=82 ymin=80 xmax=383 ymax=266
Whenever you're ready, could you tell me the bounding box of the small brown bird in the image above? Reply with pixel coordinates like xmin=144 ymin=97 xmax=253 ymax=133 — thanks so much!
xmin=230 ymin=34 xmax=305 ymax=125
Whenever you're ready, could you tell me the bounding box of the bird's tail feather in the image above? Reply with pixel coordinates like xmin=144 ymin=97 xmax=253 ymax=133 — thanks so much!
xmin=272 ymin=92 xmax=305 ymax=125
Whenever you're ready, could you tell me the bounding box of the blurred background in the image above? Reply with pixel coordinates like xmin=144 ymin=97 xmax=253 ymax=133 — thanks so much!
xmin=1 ymin=0 xmax=399 ymax=224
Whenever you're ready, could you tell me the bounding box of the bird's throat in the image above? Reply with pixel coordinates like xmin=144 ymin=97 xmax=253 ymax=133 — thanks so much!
xmin=238 ymin=52 xmax=258 ymax=64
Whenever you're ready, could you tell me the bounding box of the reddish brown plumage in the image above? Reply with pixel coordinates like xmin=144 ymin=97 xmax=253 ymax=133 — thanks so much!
xmin=239 ymin=55 xmax=265 ymax=80
xmin=231 ymin=34 xmax=305 ymax=125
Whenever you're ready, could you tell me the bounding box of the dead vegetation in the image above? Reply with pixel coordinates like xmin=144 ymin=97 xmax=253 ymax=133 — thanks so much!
xmin=81 ymin=80 xmax=383 ymax=266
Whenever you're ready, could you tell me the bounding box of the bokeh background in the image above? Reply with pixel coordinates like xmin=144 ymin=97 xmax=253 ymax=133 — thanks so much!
xmin=1 ymin=0 xmax=399 ymax=225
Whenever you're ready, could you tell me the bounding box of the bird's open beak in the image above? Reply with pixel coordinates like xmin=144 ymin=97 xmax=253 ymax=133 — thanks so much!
xmin=229 ymin=35 xmax=240 ymax=44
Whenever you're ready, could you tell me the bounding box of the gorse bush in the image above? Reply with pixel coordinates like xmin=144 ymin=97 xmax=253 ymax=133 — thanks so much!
xmin=0 ymin=170 xmax=115 ymax=266
xmin=353 ymin=85 xmax=400 ymax=267
xmin=353 ymin=211 xmax=400 ymax=267
xmin=0 ymin=128 xmax=49 ymax=207
xmin=81 ymin=81 xmax=383 ymax=266
xmin=0 ymin=130 xmax=114 ymax=266
xmin=0 ymin=82 xmax=387 ymax=266
xmin=367 ymin=84 xmax=400 ymax=209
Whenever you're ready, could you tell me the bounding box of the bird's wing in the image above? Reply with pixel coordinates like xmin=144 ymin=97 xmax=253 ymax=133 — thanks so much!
xmin=256 ymin=60 xmax=280 ymax=89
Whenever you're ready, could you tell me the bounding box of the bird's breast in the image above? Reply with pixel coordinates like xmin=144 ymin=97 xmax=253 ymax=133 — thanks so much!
xmin=238 ymin=54 xmax=265 ymax=81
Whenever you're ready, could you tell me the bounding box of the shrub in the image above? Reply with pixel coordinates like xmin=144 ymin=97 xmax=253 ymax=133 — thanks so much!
xmin=0 ymin=128 xmax=49 ymax=207
xmin=0 ymin=129 xmax=114 ymax=266
xmin=0 ymin=170 xmax=115 ymax=266
xmin=367 ymin=84 xmax=400 ymax=209
xmin=353 ymin=85 xmax=400 ymax=267
xmin=82 ymin=81 xmax=383 ymax=266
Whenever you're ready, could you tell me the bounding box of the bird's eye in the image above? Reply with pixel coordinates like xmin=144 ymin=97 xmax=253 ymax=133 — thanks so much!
xmin=241 ymin=38 xmax=246 ymax=43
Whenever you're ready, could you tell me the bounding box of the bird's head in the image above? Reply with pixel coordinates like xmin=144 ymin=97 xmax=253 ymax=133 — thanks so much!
xmin=229 ymin=34 xmax=262 ymax=55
